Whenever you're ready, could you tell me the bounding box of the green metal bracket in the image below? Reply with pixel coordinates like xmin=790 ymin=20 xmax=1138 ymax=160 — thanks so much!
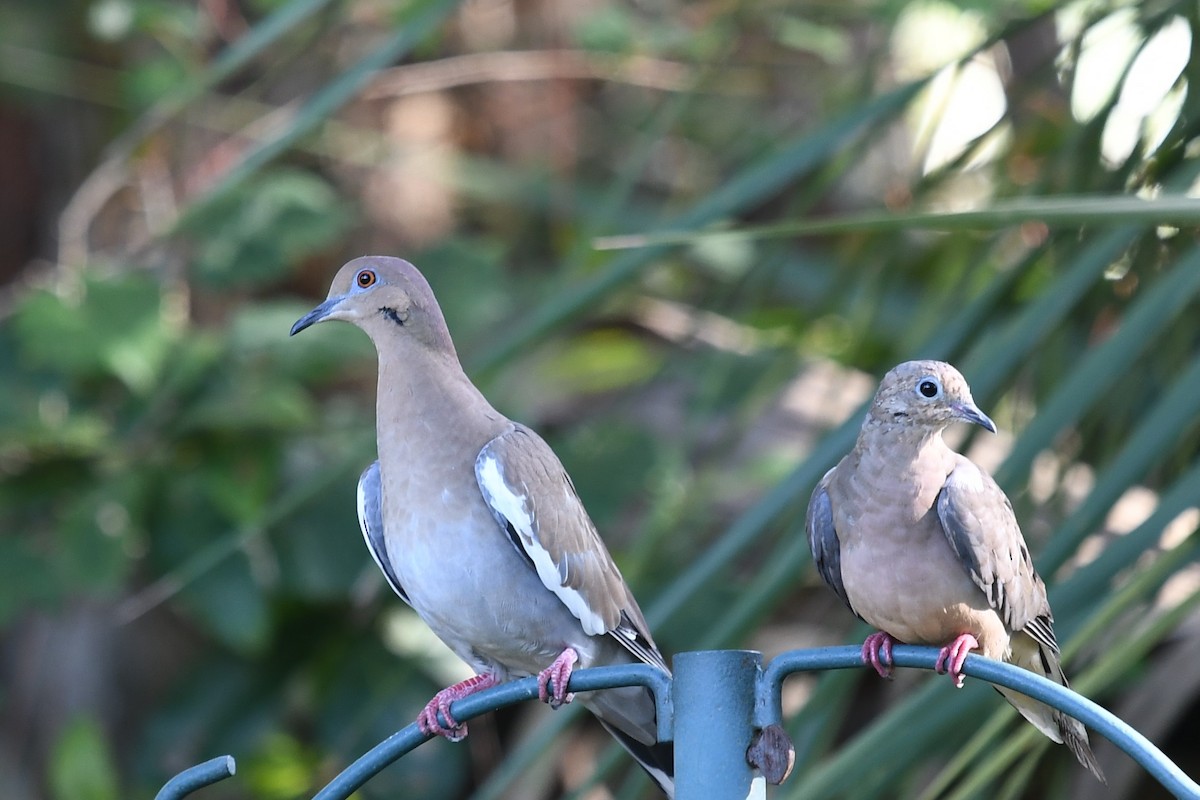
xmin=155 ymin=645 xmax=1200 ymax=800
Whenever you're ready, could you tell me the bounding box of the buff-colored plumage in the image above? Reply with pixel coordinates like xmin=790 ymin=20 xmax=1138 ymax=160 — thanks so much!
xmin=806 ymin=360 xmax=1103 ymax=781
xmin=292 ymin=257 xmax=673 ymax=796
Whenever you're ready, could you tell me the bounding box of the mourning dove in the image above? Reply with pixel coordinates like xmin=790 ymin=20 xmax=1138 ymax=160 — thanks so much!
xmin=806 ymin=360 xmax=1104 ymax=781
xmin=292 ymin=256 xmax=674 ymax=796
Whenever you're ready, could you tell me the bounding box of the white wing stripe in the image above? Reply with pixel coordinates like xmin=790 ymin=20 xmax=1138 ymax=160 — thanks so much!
xmin=477 ymin=454 xmax=607 ymax=636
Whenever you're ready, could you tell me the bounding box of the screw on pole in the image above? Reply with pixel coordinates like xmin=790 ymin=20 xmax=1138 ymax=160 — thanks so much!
xmin=673 ymin=649 xmax=766 ymax=799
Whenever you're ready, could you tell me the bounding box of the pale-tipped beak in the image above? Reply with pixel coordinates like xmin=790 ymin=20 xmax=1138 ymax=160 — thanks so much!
xmin=290 ymin=296 xmax=343 ymax=336
xmin=953 ymin=402 xmax=997 ymax=433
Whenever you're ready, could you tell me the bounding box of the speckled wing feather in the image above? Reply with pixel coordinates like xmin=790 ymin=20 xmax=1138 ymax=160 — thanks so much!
xmin=935 ymin=457 xmax=1055 ymax=650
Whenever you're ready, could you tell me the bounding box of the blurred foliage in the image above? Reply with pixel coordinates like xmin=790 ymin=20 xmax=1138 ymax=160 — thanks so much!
xmin=49 ymin=717 xmax=120 ymax=800
xmin=1 ymin=0 xmax=1199 ymax=799
xmin=183 ymin=169 xmax=353 ymax=288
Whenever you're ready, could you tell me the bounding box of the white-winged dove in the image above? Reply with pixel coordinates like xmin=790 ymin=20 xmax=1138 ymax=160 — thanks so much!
xmin=292 ymin=256 xmax=674 ymax=796
xmin=805 ymin=360 xmax=1104 ymax=782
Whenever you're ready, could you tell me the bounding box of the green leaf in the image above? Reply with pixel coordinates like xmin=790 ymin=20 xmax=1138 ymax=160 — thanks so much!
xmin=573 ymin=5 xmax=636 ymax=52
xmin=178 ymin=369 xmax=316 ymax=435
xmin=556 ymin=420 xmax=660 ymax=532
xmin=469 ymin=76 xmax=928 ymax=376
xmin=120 ymin=54 xmax=189 ymax=108
xmin=201 ymin=444 xmax=281 ymax=526
xmin=0 ymin=535 xmax=62 ymax=626
xmin=59 ymin=483 xmax=137 ymax=594
xmin=179 ymin=553 xmax=271 ymax=653
xmin=171 ymin=0 xmax=461 ymax=220
xmin=11 ymin=274 xmax=171 ymax=393
xmin=417 ymin=237 xmax=515 ymax=345
xmin=314 ymin=637 xmax=469 ymax=800
xmin=242 ymin=733 xmax=317 ymax=800
xmin=272 ymin=484 xmax=367 ymax=599
xmin=538 ymin=330 xmax=664 ymax=395
xmin=49 ymin=716 xmax=120 ymax=800
xmin=186 ymin=168 xmax=352 ymax=288
xmin=593 ymin=195 xmax=1200 ymax=250
xmin=233 ymin=301 xmax=374 ymax=382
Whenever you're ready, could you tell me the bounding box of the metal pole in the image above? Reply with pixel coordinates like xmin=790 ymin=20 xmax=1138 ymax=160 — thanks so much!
xmin=674 ymin=650 xmax=765 ymax=800
xmin=154 ymin=755 xmax=235 ymax=800
xmin=153 ymin=648 xmax=1200 ymax=800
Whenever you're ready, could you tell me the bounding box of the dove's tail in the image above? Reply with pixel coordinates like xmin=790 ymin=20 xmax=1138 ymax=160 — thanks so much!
xmin=597 ymin=718 xmax=675 ymax=798
xmin=1000 ymin=632 xmax=1106 ymax=783
xmin=583 ymin=684 xmax=675 ymax=798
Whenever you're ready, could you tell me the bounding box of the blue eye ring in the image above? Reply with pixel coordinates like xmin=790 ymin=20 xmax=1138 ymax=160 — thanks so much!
xmin=916 ymin=376 xmax=942 ymax=399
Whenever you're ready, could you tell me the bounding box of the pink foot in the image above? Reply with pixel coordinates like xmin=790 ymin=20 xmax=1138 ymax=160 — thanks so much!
xmin=417 ymin=673 xmax=499 ymax=741
xmin=537 ymin=648 xmax=579 ymax=709
xmin=861 ymin=631 xmax=899 ymax=679
xmin=934 ymin=633 xmax=979 ymax=688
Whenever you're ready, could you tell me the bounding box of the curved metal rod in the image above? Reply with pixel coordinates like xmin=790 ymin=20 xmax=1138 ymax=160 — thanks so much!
xmin=153 ymin=755 xmax=236 ymax=800
xmin=758 ymin=644 xmax=1200 ymax=800
xmin=312 ymin=663 xmax=672 ymax=800
xmin=155 ymin=646 xmax=1200 ymax=800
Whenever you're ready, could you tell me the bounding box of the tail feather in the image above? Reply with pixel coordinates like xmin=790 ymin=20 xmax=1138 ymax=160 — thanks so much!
xmin=583 ymin=685 xmax=675 ymax=797
xmin=1055 ymin=707 xmax=1106 ymax=783
xmin=596 ymin=719 xmax=675 ymax=798
xmin=1003 ymin=635 xmax=1106 ymax=783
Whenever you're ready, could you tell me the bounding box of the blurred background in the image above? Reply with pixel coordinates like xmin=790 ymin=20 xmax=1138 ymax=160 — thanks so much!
xmin=1 ymin=0 xmax=1199 ymax=798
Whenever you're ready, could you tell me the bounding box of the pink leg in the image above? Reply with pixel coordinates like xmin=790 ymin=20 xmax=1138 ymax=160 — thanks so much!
xmin=417 ymin=673 xmax=499 ymax=741
xmin=537 ymin=648 xmax=579 ymax=709
xmin=861 ymin=631 xmax=899 ymax=679
xmin=934 ymin=633 xmax=979 ymax=688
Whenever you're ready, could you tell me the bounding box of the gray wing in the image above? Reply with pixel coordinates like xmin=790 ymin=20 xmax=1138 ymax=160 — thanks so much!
xmin=357 ymin=460 xmax=410 ymax=607
xmin=475 ymin=425 xmax=667 ymax=673
xmin=806 ymin=467 xmax=856 ymax=615
xmin=936 ymin=458 xmax=1057 ymax=653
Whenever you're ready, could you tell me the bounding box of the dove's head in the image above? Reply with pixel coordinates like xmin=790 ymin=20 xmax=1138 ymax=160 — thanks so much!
xmin=290 ymin=256 xmax=456 ymax=355
xmin=867 ymin=360 xmax=996 ymax=434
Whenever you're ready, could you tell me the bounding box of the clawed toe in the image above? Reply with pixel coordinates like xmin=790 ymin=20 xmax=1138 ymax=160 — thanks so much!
xmin=417 ymin=696 xmax=467 ymax=741
xmin=537 ymin=648 xmax=579 ymax=708
xmin=935 ymin=633 xmax=979 ymax=688
xmin=416 ymin=674 xmax=499 ymax=740
xmin=861 ymin=631 xmax=898 ymax=679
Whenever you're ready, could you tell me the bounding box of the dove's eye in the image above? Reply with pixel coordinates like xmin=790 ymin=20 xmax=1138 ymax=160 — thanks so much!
xmin=356 ymin=269 xmax=377 ymax=288
xmin=917 ymin=377 xmax=942 ymax=399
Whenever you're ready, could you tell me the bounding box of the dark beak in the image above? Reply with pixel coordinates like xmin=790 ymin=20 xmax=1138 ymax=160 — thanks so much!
xmin=954 ymin=402 xmax=997 ymax=433
xmin=290 ymin=296 xmax=342 ymax=336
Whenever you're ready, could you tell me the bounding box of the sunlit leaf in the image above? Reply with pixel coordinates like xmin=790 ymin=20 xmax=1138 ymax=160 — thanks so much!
xmin=11 ymin=274 xmax=171 ymax=393
xmin=49 ymin=717 xmax=120 ymax=800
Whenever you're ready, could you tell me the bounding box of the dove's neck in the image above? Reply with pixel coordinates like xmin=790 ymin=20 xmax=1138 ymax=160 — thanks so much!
xmin=374 ymin=337 xmax=509 ymax=464
xmin=857 ymin=420 xmax=951 ymax=463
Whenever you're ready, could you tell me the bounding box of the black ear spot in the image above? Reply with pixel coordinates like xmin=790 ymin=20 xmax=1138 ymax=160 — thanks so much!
xmin=381 ymin=307 xmax=407 ymax=326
